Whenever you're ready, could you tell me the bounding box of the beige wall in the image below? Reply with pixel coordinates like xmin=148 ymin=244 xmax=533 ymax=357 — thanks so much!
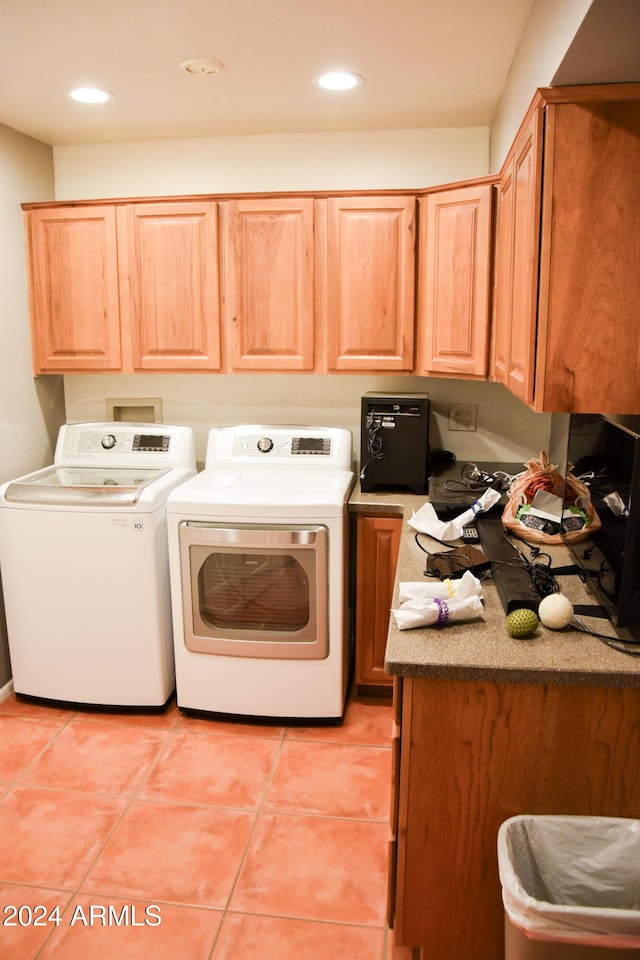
xmin=0 ymin=123 xmax=64 ymax=687
xmin=489 ymin=0 xmax=593 ymax=171
xmin=64 ymin=373 xmax=551 ymax=472
xmin=53 ymin=127 xmax=489 ymax=200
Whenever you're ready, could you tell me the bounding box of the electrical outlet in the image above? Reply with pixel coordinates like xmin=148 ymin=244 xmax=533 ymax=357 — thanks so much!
xmin=448 ymin=403 xmax=477 ymax=432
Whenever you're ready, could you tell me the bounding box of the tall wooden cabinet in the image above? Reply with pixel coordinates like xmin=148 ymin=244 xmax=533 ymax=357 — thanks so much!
xmin=323 ymin=196 xmax=416 ymax=372
xmin=220 ymin=198 xmax=315 ymax=371
xmin=492 ymin=83 xmax=640 ymax=413
xmin=416 ymin=181 xmax=494 ymax=379
xmin=25 ymin=200 xmax=222 ymax=374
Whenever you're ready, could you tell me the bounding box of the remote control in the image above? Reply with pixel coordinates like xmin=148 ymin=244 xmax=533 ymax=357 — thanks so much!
xmin=521 ymin=514 xmax=560 ymax=534
xmin=562 ymin=515 xmax=586 ymax=532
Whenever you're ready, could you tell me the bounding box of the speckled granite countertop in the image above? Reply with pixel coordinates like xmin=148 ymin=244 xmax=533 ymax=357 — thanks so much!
xmin=349 ymin=469 xmax=640 ymax=688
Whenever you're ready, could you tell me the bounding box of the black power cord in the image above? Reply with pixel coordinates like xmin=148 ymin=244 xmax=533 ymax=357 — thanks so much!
xmin=359 ymin=415 xmax=385 ymax=481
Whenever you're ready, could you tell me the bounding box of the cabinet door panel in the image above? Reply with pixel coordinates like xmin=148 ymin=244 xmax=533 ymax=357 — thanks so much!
xmin=222 ymin=198 xmax=314 ymax=370
xmin=27 ymin=206 xmax=121 ymax=372
xmin=355 ymin=514 xmax=401 ymax=690
xmin=418 ymin=185 xmax=492 ymax=377
xmin=490 ymin=105 xmax=543 ymax=405
xmin=508 ymin=121 xmax=542 ymax=404
xmin=491 ymin=168 xmax=515 ymax=386
xmin=119 ymin=202 xmax=221 ymax=371
xmin=326 ymin=197 xmax=415 ymax=371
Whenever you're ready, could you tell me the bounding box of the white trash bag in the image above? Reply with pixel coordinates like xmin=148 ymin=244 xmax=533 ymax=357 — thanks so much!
xmin=497 ymin=815 xmax=640 ymax=949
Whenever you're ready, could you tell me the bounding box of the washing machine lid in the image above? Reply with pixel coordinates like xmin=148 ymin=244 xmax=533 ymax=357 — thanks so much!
xmin=4 ymin=465 xmax=171 ymax=506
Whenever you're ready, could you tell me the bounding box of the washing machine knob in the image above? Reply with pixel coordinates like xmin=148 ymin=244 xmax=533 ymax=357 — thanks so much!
xmin=101 ymin=434 xmax=117 ymax=450
xmin=257 ymin=437 xmax=273 ymax=453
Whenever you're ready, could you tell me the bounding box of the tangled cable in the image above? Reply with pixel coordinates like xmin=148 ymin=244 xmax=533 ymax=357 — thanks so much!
xmin=443 ymin=462 xmax=517 ymax=495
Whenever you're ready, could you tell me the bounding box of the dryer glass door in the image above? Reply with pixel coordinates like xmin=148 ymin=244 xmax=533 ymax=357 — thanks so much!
xmin=179 ymin=522 xmax=329 ymax=660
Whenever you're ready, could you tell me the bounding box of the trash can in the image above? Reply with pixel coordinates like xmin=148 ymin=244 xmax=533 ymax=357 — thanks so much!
xmin=498 ymin=815 xmax=640 ymax=959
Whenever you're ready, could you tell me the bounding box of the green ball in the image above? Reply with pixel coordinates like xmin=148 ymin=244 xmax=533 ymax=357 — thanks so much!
xmin=506 ymin=608 xmax=539 ymax=638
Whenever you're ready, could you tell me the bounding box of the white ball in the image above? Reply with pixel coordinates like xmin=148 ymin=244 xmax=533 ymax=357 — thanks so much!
xmin=538 ymin=593 xmax=574 ymax=629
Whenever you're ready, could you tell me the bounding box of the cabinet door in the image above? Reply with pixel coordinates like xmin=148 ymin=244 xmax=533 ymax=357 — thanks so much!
xmin=491 ymin=167 xmax=515 ymax=386
xmin=508 ymin=112 xmax=543 ymax=404
xmin=26 ymin=206 xmax=122 ymax=372
xmin=221 ymin=198 xmax=315 ymax=371
xmin=325 ymin=197 xmax=415 ymax=371
xmin=355 ymin=514 xmax=401 ymax=692
xmin=417 ymin=184 xmax=493 ymax=378
xmin=118 ymin=202 xmax=221 ymax=371
xmin=491 ymin=105 xmax=543 ymax=404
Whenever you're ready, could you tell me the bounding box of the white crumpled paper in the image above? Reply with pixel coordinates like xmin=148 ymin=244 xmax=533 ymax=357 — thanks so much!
xmin=392 ymin=570 xmax=484 ymax=630
xmin=407 ymin=488 xmax=502 ymax=542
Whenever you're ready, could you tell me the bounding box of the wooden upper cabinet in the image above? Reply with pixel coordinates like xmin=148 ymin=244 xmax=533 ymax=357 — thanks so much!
xmin=508 ymin=112 xmax=543 ymax=404
xmin=26 ymin=206 xmax=122 ymax=372
xmin=537 ymin=93 xmax=640 ymax=413
xmin=490 ymin=102 xmax=543 ymax=405
xmin=117 ymin=202 xmax=221 ymax=371
xmin=324 ymin=196 xmax=416 ymax=371
xmin=491 ymin=168 xmax=515 ymax=388
xmin=416 ymin=182 xmax=493 ymax=378
xmin=221 ymin=198 xmax=315 ymax=371
xmin=492 ymin=83 xmax=640 ymax=413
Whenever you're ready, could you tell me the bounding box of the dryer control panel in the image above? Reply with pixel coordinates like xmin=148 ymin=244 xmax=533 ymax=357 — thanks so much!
xmin=206 ymin=426 xmax=352 ymax=470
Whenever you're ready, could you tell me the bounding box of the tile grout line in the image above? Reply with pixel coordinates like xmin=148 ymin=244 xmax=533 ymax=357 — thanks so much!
xmin=205 ymin=722 xmax=288 ymax=959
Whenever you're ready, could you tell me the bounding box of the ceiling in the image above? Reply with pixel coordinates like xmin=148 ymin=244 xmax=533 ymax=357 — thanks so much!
xmin=0 ymin=0 xmax=536 ymax=147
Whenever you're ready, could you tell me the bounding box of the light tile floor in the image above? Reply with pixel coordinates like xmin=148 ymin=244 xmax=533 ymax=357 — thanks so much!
xmin=0 ymin=688 xmax=411 ymax=959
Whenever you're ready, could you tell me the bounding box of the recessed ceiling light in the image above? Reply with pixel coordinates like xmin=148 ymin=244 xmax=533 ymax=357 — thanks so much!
xmin=315 ymin=71 xmax=364 ymax=91
xmin=69 ymin=87 xmax=114 ymax=104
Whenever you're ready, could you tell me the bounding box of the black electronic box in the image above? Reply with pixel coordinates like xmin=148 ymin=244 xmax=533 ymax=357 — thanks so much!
xmin=359 ymin=392 xmax=430 ymax=494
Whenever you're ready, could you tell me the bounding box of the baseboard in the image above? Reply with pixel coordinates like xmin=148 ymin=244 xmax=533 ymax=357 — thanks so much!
xmin=0 ymin=679 xmax=14 ymax=702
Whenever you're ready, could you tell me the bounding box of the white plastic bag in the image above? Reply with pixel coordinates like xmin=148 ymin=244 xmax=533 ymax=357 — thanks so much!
xmin=498 ymin=815 xmax=640 ymax=948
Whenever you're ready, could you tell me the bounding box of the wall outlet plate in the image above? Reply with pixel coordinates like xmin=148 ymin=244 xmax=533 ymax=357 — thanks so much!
xmin=448 ymin=403 xmax=477 ymax=432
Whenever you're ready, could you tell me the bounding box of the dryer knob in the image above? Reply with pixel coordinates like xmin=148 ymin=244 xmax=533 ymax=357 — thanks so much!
xmin=257 ymin=437 xmax=273 ymax=453
xmin=101 ymin=434 xmax=117 ymax=449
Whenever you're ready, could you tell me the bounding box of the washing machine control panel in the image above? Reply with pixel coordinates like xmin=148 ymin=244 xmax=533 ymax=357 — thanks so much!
xmin=53 ymin=423 xmax=196 ymax=470
xmin=74 ymin=431 xmax=171 ymax=455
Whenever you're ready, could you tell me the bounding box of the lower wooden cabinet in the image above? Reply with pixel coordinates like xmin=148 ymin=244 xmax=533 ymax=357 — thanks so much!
xmin=354 ymin=513 xmax=402 ymax=694
xmin=389 ymin=675 xmax=640 ymax=959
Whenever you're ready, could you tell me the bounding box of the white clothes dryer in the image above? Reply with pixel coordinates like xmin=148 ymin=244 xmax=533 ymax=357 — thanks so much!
xmin=167 ymin=425 xmax=354 ymax=720
xmin=0 ymin=422 xmax=196 ymax=707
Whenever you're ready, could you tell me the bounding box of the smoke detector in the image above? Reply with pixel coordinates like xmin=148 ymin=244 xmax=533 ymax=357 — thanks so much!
xmin=180 ymin=58 xmax=225 ymax=76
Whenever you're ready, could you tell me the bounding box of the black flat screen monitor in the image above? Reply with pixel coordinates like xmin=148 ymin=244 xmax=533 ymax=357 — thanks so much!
xmin=564 ymin=414 xmax=640 ymax=630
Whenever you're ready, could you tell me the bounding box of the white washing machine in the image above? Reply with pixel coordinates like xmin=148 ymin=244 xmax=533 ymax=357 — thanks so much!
xmin=167 ymin=425 xmax=354 ymax=720
xmin=0 ymin=422 xmax=196 ymax=707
